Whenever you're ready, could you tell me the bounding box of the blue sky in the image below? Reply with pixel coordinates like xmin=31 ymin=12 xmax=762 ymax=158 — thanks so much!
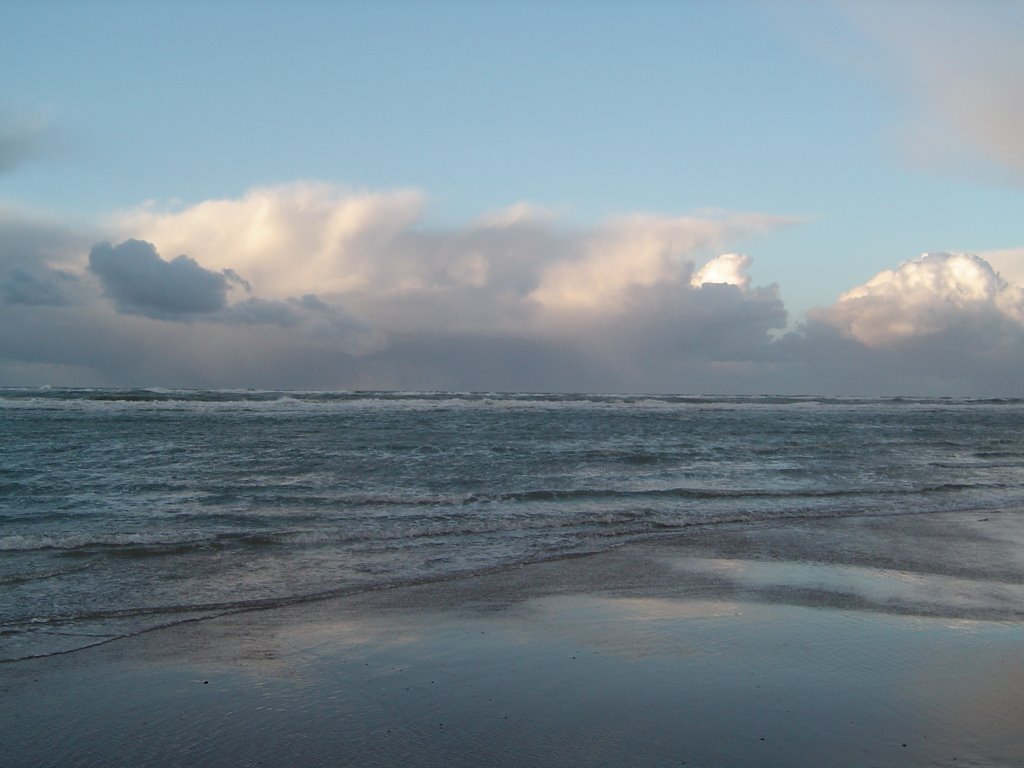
xmin=2 ymin=1 xmax=1023 ymax=394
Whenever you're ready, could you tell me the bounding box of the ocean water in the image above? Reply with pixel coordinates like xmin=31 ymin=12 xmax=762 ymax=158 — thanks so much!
xmin=3 ymin=388 xmax=1024 ymax=661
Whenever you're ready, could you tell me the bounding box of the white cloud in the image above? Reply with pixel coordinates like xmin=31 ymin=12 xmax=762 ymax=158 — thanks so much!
xmin=530 ymin=215 xmax=784 ymax=313
xmin=114 ymin=182 xmax=425 ymax=299
xmin=813 ymin=252 xmax=1024 ymax=347
xmin=112 ymin=184 xmax=793 ymax=337
xmin=0 ymin=184 xmax=778 ymax=389
xmin=9 ymin=185 xmax=1024 ymax=395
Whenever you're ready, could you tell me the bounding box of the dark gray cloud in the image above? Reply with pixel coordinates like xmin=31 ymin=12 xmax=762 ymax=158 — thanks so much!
xmin=0 ymin=206 xmax=93 ymax=263
xmin=216 ymin=295 xmax=382 ymax=356
xmin=771 ymin=318 xmax=1024 ymax=397
xmin=88 ymin=239 xmax=238 ymax=319
xmin=0 ymin=205 xmax=95 ymax=309
xmin=0 ymin=300 xmax=362 ymax=389
xmin=221 ymin=297 xmax=302 ymax=327
xmin=292 ymin=294 xmax=330 ymax=312
xmin=619 ymin=281 xmax=787 ymax=362
xmin=345 ymin=330 xmax=627 ymax=394
xmin=1 ymin=266 xmax=79 ymax=306
xmin=220 ymin=295 xmax=344 ymax=327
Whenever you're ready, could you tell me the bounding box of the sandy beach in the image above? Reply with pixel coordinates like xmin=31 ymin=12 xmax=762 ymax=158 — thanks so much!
xmin=7 ymin=0 xmax=1024 ymax=764
xmin=4 ymin=509 xmax=1024 ymax=767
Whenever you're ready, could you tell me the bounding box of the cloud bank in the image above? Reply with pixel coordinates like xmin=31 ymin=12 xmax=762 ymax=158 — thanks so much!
xmin=3 ymin=184 xmax=1024 ymax=395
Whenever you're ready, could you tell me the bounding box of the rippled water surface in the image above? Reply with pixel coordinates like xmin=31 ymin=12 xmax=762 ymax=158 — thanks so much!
xmin=4 ymin=388 xmax=1024 ymax=659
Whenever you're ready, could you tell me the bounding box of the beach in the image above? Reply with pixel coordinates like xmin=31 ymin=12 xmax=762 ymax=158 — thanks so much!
xmin=6 ymin=1 xmax=1024 ymax=764
xmin=5 ymin=508 xmax=1024 ymax=768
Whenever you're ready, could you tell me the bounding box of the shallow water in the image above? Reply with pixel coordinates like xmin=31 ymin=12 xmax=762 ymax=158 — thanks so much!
xmin=4 ymin=389 xmax=1024 ymax=659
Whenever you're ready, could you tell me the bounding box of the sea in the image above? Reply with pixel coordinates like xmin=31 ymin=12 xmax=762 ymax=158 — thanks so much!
xmin=3 ymin=388 xmax=1024 ymax=662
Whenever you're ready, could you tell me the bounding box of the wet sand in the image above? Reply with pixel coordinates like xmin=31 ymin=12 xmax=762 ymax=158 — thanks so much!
xmin=4 ymin=510 xmax=1024 ymax=767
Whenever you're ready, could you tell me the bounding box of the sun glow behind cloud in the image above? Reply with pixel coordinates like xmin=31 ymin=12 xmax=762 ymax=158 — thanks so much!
xmin=690 ymin=253 xmax=754 ymax=291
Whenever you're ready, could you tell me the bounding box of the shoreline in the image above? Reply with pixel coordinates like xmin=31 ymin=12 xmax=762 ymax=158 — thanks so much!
xmin=8 ymin=504 xmax=1024 ymax=665
xmin=4 ymin=508 xmax=1024 ymax=766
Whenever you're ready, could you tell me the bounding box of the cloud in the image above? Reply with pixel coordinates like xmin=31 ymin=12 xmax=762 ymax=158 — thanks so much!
xmin=1 ymin=266 xmax=79 ymax=306
xmin=114 ymin=183 xmax=425 ymax=299
xmin=0 ymin=205 xmax=95 ymax=265
xmin=0 ymin=205 xmax=95 ymax=308
xmin=981 ymin=247 xmax=1024 ymax=288
xmin=11 ymin=184 xmax=783 ymax=389
xmin=758 ymin=250 xmax=1024 ymax=395
xmin=690 ymin=253 xmax=753 ymax=290
xmin=80 ymin=237 xmax=386 ymax=356
xmin=841 ymin=1 xmax=1024 ymax=177
xmin=0 ymin=298 xmax=376 ymax=390
xmin=88 ymin=239 xmax=239 ymax=319
xmin=219 ymin=296 xmax=383 ymax=354
xmin=115 ymin=184 xmax=794 ymax=334
xmin=7 ymin=185 xmax=1024 ymax=395
xmin=812 ymin=252 xmax=1024 ymax=348
xmin=528 ymin=216 xmax=780 ymax=313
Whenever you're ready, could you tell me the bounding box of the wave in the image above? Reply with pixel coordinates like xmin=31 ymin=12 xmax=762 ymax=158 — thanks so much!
xmin=0 ymin=531 xmax=287 ymax=555
xmin=6 ymin=477 xmax=1013 ymax=556
xmin=461 ymin=481 xmax=1013 ymax=506
xmin=0 ymin=561 xmax=96 ymax=586
xmin=4 ymin=387 xmax=1024 ymax=413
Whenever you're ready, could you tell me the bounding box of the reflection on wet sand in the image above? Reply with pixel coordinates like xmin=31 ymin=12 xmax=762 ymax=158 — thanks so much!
xmin=5 ymin=509 xmax=1024 ymax=767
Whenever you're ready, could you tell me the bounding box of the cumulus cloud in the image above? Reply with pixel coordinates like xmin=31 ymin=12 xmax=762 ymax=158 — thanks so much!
xmin=529 ymin=217 xmax=780 ymax=314
xmin=751 ymin=249 xmax=1024 ymax=395
xmin=114 ymin=183 xmax=425 ymax=299
xmin=88 ymin=239 xmax=240 ymax=319
xmin=812 ymin=252 xmax=1024 ymax=347
xmin=982 ymin=247 xmax=1024 ymax=289
xmin=7 ymin=184 xmax=1024 ymax=395
xmin=115 ymin=184 xmax=794 ymax=333
xmin=51 ymin=184 xmax=792 ymax=388
xmin=76 ymin=235 xmax=384 ymax=356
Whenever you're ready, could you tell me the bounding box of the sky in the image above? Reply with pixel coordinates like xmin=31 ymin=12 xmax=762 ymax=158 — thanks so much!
xmin=2 ymin=0 xmax=1023 ymax=395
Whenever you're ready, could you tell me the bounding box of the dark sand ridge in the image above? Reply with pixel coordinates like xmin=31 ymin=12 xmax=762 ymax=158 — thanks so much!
xmin=4 ymin=509 xmax=1024 ymax=767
